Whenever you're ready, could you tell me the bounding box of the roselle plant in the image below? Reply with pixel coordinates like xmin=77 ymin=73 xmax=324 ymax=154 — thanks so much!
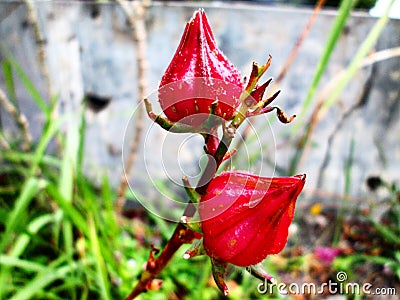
xmin=126 ymin=9 xmax=305 ymax=298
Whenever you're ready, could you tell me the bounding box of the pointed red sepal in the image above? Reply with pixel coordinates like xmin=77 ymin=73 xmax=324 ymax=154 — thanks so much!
xmin=246 ymin=105 xmax=295 ymax=124
xmin=246 ymin=263 xmax=276 ymax=283
xmin=244 ymin=78 xmax=272 ymax=107
xmin=241 ymin=56 xmax=272 ymax=101
xmin=262 ymin=89 xmax=281 ymax=107
xmin=183 ymin=238 xmax=205 ymax=259
xmin=144 ymin=98 xmax=194 ymax=133
xmin=210 ymin=258 xmax=229 ymax=296
xmin=273 ymin=106 xmax=296 ymax=123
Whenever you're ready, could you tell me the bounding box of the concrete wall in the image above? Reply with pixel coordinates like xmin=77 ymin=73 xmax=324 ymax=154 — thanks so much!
xmin=0 ymin=1 xmax=399 ymax=207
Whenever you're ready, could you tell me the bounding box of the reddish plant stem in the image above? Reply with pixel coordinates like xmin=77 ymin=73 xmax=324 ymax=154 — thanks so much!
xmin=125 ymin=222 xmax=197 ymax=300
xmin=196 ymin=133 xmax=232 ymax=195
xmin=125 ymin=134 xmax=231 ymax=299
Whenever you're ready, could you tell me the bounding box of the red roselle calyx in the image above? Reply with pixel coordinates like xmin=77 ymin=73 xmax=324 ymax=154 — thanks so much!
xmin=158 ymin=9 xmax=243 ymax=127
xmin=199 ymin=171 xmax=306 ymax=267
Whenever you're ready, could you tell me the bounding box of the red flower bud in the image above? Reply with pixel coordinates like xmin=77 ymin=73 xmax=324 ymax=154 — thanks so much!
xmin=199 ymin=171 xmax=305 ymax=266
xmin=159 ymin=9 xmax=243 ymax=127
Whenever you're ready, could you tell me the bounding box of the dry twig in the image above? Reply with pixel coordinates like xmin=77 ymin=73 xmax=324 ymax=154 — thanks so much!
xmin=24 ymin=0 xmax=52 ymax=98
xmin=0 ymin=88 xmax=32 ymax=151
xmin=0 ymin=133 xmax=11 ymax=150
xmin=276 ymin=0 xmax=326 ymax=84
xmin=115 ymin=0 xmax=150 ymax=214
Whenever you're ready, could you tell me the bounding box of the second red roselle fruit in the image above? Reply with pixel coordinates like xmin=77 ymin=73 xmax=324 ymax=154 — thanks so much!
xmin=158 ymin=9 xmax=243 ymax=127
xmin=198 ymin=171 xmax=306 ymax=267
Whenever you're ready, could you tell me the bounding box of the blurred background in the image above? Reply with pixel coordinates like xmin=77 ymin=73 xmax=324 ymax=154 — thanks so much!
xmin=1 ymin=1 xmax=399 ymax=299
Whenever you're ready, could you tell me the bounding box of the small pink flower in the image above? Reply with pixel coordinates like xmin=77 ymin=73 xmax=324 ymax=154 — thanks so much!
xmin=314 ymin=246 xmax=341 ymax=264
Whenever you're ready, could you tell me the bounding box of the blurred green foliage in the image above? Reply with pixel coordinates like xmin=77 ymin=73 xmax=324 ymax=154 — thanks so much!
xmin=0 ymin=1 xmax=397 ymax=298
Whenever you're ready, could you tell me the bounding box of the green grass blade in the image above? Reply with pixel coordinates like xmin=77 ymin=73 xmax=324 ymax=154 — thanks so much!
xmin=2 ymin=60 xmax=18 ymax=108
xmin=289 ymin=0 xmax=394 ymax=175
xmin=58 ymin=117 xmax=79 ymax=202
xmin=295 ymin=0 xmax=355 ymax=129
xmin=76 ymin=176 xmax=119 ymax=271
xmin=45 ymin=184 xmax=90 ymax=238
xmin=58 ymin=113 xmax=82 ymax=300
xmin=0 ymin=177 xmax=45 ymax=253
xmin=0 ymin=255 xmax=47 ymax=273
xmin=0 ymin=218 xmax=52 ymax=297
xmin=89 ymin=216 xmax=112 ymax=300
xmin=58 ymin=117 xmax=80 ymax=260
xmin=334 ymin=254 xmax=394 ymax=270
xmin=321 ymin=0 xmax=396 ymax=113
xmin=2 ymin=151 xmax=60 ymax=169
xmin=369 ymin=218 xmax=400 ymax=245
xmin=4 ymin=52 xmax=49 ymax=115
xmin=101 ymin=174 xmax=119 ymax=238
xmin=77 ymin=103 xmax=86 ymax=176
xmin=29 ymin=117 xmax=63 ymax=177
xmin=9 ymin=214 xmax=57 ymax=258
xmin=9 ymin=259 xmax=93 ymax=300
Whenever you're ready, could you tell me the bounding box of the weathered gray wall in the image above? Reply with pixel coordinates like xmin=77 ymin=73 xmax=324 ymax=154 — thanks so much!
xmin=0 ymin=1 xmax=399 ymax=205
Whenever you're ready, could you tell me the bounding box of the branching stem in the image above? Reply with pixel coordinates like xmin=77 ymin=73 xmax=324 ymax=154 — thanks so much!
xmin=125 ymin=123 xmax=233 ymax=299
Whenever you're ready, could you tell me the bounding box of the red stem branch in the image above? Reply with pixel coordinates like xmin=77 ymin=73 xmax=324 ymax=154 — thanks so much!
xmin=125 ymin=222 xmax=197 ymax=300
xmin=125 ymin=134 xmax=231 ymax=299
